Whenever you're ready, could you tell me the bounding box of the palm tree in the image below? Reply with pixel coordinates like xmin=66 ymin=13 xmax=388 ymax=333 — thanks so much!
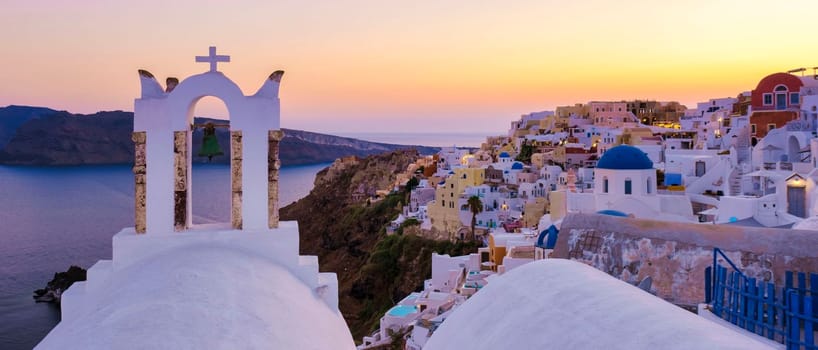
xmin=467 ymin=195 xmax=484 ymax=241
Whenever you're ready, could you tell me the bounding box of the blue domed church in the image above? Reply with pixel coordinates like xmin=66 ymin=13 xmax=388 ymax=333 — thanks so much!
xmin=583 ymin=145 xmax=696 ymax=222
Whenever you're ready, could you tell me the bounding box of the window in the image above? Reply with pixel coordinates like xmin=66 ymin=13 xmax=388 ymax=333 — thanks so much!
xmin=768 ymin=124 xmax=776 ymax=131
xmin=791 ymin=92 xmax=800 ymax=105
xmin=775 ymin=85 xmax=788 ymax=92
xmin=751 ymin=124 xmax=757 ymax=134
xmin=624 ymin=179 xmax=632 ymax=195
xmin=603 ymin=177 xmax=609 ymax=193
xmin=763 ymin=93 xmax=773 ymax=105
xmin=646 ymin=178 xmax=651 ymax=194
xmin=441 ymin=200 xmax=445 ymax=207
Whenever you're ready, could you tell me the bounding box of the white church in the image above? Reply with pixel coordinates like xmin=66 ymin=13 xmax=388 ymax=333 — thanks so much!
xmin=35 ymin=48 xmax=356 ymax=349
xmin=549 ymin=144 xmax=697 ymax=223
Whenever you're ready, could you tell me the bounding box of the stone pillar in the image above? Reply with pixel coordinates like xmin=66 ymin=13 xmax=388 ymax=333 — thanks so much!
xmin=231 ymin=131 xmax=243 ymax=230
xmin=173 ymin=131 xmax=188 ymax=232
xmin=268 ymin=130 xmax=284 ymax=229
xmin=132 ymin=132 xmax=147 ymax=234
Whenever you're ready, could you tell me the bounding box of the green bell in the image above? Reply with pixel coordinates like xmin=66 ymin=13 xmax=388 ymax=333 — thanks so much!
xmin=198 ymin=122 xmax=224 ymax=161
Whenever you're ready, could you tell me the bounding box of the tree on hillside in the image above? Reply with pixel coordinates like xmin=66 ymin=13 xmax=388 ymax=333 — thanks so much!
xmin=406 ymin=176 xmax=419 ymax=192
xmin=515 ymin=140 xmax=534 ymax=163
xmin=467 ymin=195 xmax=484 ymax=241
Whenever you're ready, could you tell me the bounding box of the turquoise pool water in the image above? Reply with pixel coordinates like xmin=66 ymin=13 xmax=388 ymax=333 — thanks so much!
xmin=387 ymin=305 xmax=418 ymax=317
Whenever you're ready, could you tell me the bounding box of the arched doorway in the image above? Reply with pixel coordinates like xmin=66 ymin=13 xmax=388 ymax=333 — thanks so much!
xmin=189 ymin=96 xmax=231 ymax=225
xmin=788 ymin=135 xmax=802 ymax=163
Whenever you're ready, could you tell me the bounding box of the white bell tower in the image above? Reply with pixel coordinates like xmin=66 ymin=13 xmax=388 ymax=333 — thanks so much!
xmin=132 ymin=46 xmax=285 ymax=233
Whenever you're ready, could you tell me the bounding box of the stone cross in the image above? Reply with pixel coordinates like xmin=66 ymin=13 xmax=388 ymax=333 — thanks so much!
xmin=196 ymin=46 xmax=230 ymax=72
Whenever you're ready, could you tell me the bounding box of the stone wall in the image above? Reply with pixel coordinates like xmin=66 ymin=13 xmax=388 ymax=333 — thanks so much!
xmin=268 ymin=130 xmax=283 ymax=229
xmin=552 ymin=213 xmax=818 ymax=307
xmin=230 ymin=131 xmax=243 ymax=230
xmin=173 ymin=131 xmax=187 ymax=231
xmin=132 ymin=132 xmax=147 ymax=233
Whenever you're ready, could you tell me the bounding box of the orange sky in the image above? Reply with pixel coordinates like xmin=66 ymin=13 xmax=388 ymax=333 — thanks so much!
xmin=1 ymin=0 xmax=817 ymax=134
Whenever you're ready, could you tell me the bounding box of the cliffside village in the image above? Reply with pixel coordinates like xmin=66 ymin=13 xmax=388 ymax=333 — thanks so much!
xmin=358 ymin=70 xmax=818 ymax=349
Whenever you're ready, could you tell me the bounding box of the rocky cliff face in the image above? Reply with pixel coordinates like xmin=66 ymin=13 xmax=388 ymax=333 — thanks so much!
xmin=0 ymin=105 xmax=57 ymax=148
xmin=0 ymin=110 xmax=134 ymax=165
xmin=0 ymin=106 xmax=439 ymax=166
xmin=280 ymin=150 xmax=478 ymax=340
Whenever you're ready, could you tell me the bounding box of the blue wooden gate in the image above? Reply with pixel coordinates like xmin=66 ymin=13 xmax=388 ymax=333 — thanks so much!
xmin=705 ymin=248 xmax=818 ymax=349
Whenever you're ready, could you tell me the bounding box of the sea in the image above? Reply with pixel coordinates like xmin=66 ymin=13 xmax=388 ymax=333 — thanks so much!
xmin=336 ymin=132 xmax=489 ymax=148
xmin=0 ymin=132 xmax=489 ymax=349
xmin=0 ymin=163 xmax=330 ymax=349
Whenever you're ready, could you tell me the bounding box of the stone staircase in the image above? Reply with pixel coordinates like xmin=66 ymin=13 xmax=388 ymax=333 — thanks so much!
xmin=728 ymin=167 xmax=743 ymax=196
xmin=734 ymin=125 xmax=751 ymax=164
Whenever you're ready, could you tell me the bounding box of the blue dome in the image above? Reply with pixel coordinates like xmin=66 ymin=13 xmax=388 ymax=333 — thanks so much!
xmin=597 ymin=145 xmax=653 ymax=170
xmin=597 ymin=209 xmax=629 ymax=217
xmin=499 ymin=152 xmax=510 ymax=158
xmin=536 ymin=225 xmax=559 ymax=249
xmin=511 ymin=162 xmax=524 ymax=170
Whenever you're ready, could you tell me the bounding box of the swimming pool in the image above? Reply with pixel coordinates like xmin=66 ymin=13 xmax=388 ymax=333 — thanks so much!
xmin=387 ymin=305 xmax=418 ymax=317
xmin=400 ymin=293 xmax=419 ymax=303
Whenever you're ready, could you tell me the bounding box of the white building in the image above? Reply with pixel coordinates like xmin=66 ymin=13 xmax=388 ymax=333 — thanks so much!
xmin=553 ymin=145 xmax=696 ymax=223
xmin=423 ymin=259 xmax=775 ymax=350
xmin=35 ymin=48 xmax=354 ymax=350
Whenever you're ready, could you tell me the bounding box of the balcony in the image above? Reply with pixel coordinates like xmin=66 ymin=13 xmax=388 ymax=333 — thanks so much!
xmin=763 ymin=162 xmax=793 ymax=171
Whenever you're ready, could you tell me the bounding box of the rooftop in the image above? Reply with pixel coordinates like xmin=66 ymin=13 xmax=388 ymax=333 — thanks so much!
xmin=597 ymin=145 xmax=653 ymax=170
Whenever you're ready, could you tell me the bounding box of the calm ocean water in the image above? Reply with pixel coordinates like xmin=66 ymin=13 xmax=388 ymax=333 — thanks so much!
xmin=0 ymin=163 xmax=329 ymax=349
xmin=336 ymin=132 xmax=489 ymax=148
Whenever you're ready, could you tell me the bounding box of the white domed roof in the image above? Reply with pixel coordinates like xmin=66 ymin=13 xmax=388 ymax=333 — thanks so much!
xmin=36 ymin=245 xmax=355 ymax=350
xmin=425 ymin=259 xmax=771 ymax=350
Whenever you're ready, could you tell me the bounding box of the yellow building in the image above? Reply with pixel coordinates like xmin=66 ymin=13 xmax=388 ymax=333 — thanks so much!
xmin=428 ymin=168 xmax=486 ymax=237
xmin=618 ymin=127 xmax=660 ymax=145
xmin=549 ymin=190 xmax=567 ymax=222
xmin=487 ymin=234 xmax=507 ymax=272
xmin=537 ymin=114 xmax=558 ymax=133
xmin=523 ymin=197 xmax=548 ymax=227
xmin=556 ymin=103 xmax=590 ymax=118
xmin=554 ymin=104 xmax=590 ymax=130
xmin=531 ymin=152 xmax=547 ymax=169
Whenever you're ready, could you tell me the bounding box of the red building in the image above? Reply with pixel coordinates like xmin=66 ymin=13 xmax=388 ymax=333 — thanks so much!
xmin=748 ymin=73 xmax=804 ymax=143
xmin=749 ymin=111 xmax=798 ymax=142
xmin=750 ymin=72 xmax=803 ymax=111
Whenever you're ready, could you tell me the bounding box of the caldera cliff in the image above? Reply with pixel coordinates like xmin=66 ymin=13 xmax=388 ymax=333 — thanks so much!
xmin=280 ymin=150 xmax=478 ymax=340
xmin=0 ymin=105 xmax=439 ymax=166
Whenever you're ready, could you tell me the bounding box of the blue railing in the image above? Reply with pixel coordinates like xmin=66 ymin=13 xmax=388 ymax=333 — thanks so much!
xmin=706 ymin=248 xmax=818 ymax=349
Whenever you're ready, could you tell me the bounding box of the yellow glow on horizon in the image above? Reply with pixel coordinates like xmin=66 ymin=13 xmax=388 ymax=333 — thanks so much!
xmin=1 ymin=0 xmax=818 ymax=133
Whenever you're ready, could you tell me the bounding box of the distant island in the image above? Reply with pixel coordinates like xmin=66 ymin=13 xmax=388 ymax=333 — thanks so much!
xmin=0 ymin=105 xmax=440 ymax=166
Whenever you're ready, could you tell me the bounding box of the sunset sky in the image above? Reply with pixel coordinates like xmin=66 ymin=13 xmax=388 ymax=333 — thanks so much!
xmin=1 ymin=0 xmax=817 ymax=134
